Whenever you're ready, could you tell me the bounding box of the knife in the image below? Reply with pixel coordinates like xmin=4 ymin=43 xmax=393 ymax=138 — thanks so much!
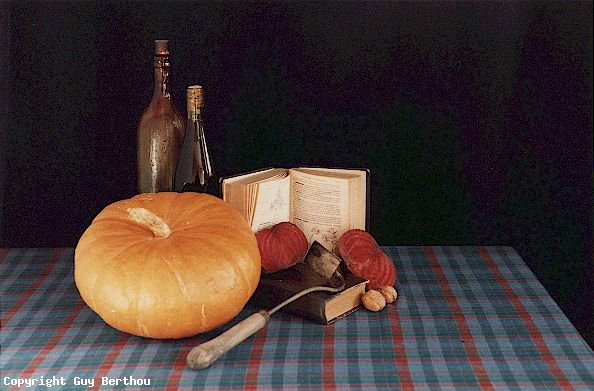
xmin=186 ymin=241 xmax=345 ymax=369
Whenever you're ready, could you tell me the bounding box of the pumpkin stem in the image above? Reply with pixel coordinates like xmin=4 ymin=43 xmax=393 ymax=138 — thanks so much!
xmin=127 ymin=207 xmax=171 ymax=238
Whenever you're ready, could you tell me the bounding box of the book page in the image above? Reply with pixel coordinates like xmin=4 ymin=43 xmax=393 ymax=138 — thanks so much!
xmin=222 ymin=168 xmax=288 ymax=188
xmin=250 ymin=175 xmax=291 ymax=231
xmin=289 ymin=169 xmax=350 ymax=250
xmin=222 ymin=168 xmax=289 ymax=228
xmin=296 ymin=167 xmax=367 ymax=231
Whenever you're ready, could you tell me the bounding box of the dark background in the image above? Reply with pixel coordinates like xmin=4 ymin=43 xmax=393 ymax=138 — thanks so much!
xmin=1 ymin=2 xmax=592 ymax=346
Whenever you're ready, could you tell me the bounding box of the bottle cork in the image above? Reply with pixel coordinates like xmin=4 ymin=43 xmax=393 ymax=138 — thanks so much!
xmin=154 ymin=40 xmax=169 ymax=55
xmin=187 ymin=85 xmax=204 ymax=112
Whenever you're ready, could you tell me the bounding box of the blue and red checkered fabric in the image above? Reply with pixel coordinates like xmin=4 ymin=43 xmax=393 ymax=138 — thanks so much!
xmin=1 ymin=246 xmax=593 ymax=390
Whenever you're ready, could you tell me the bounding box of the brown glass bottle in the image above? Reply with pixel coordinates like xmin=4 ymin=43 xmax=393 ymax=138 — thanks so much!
xmin=137 ymin=40 xmax=185 ymax=193
xmin=174 ymin=85 xmax=217 ymax=195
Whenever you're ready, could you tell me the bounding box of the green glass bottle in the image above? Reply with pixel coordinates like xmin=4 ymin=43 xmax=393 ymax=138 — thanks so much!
xmin=174 ymin=85 xmax=217 ymax=195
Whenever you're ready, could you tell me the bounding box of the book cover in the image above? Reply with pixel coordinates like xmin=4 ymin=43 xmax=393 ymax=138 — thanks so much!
xmin=249 ymin=261 xmax=368 ymax=324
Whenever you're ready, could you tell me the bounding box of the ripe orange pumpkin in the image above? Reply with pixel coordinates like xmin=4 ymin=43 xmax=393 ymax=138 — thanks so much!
xmin=74 ymin=192 xmax=261 ymax=339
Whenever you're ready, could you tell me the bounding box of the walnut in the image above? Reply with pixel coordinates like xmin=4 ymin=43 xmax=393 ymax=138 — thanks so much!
xmin=361 ymin=290 xmax=386 ymax=312
xmin=377 ymin=286 xmax=398 ymax=304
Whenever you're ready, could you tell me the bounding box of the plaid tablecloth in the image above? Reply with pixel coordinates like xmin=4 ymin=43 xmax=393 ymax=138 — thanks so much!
xmin=1 ymin=246 xmax=593 ymax=390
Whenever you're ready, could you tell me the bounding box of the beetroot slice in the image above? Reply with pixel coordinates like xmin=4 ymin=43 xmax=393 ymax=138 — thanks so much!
xmin=366 ymin=252 xmax=388 ymax=289
xmin=337 ymin=229 xmax=397 ymax=289
xmin=337 ymin=229 xmax=379 ymax=260
xmin=256 ymin=222 xmax=308 ymax=273
xmin=368 ymin=253 xmax=396 ymax=289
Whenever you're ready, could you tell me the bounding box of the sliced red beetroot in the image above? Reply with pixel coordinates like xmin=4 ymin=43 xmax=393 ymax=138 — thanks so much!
xmin=361 ymin=255 xmax=382 ymax=286
xmin=385 ymin=261 xmax=397 ymax=287
xmin=339 ymin=229 xmax=377 ymax=247
xmin=367 ymin=253 xmax=396 ymax=289
xmin=256 ymin=222 xmax=308 ymax=273
xmin=337 ymin=229 xmax=397 ymax=289
xmin=337 ymin=229 xmax=378 ymax=260
xmin=343 ymin=247 xmax=379 ymax=276
xmin=284 ymin=224 xmax=306 ymax=258
xmin=367 ymin=253 xmax=387 ymax=289
xmin=346 ymin=253 xmax=375 ymax=277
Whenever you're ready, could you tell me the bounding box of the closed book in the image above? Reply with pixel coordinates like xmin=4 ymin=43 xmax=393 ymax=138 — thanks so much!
xmin=250 ymin=262 xmax=368 ymax=324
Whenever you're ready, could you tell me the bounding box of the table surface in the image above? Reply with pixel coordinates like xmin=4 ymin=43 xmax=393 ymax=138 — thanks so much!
xmin=1 ymin=246 xmax=593 ymax=390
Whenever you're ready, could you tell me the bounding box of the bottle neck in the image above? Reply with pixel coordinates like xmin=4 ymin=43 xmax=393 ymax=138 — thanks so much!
xmin=187 ymin=107 xmax=202 ymax=121
xmin=153 ymin=54 xmax=171 ymax=99
xmin=187 ymin=91 xmax=203 ymax=120
xmin=192 ymin=108 xmax=213 ymax=183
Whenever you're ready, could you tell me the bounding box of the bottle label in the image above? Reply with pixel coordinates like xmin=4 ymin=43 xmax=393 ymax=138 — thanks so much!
xmin=154 ymin=54 xmax=170 ymax=69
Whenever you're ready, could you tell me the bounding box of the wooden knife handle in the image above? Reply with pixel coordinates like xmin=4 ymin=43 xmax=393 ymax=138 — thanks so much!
xmin=186 ymin=310 xmax=270 ymax=369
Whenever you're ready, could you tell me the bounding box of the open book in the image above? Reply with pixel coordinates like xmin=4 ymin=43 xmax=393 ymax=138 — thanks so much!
xmin=221 ymin=167 xmax=369 ymax=250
